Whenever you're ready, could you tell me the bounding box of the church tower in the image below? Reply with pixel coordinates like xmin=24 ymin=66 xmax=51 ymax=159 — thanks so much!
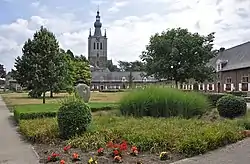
xmin=88 ymin=10 xmax=108 ymax=69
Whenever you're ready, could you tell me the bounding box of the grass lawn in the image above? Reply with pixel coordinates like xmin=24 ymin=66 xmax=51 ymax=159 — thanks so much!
xmin=1 ymin=92 xmax=126 ymax=106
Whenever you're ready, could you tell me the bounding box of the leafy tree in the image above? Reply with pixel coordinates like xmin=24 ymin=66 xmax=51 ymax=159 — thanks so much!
xmin=118 ymin=60 xmax=145 ymax=72
xmin=73 ymin=56 xmax=91 ymax=86
xmin=141 ymin=28 xmax=216 ymax=87
xmin=0 ymin=64 xmax=6 ymax=78
xmin=14 ymin=26 xmax=66 ymax=104
xmin=107 ymin=60 xmax=120 ymax=72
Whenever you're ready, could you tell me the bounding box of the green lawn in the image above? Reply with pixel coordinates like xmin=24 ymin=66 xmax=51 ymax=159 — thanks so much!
xmin=14 ymin=102 xmax=118 ymax=113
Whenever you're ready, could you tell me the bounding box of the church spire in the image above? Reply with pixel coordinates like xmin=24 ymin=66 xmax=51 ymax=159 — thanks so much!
xmin=94 ymin=9 xmax=102 ymax=36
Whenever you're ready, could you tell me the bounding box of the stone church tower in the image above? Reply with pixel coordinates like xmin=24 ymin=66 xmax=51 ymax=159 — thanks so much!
xmin=88 ymin=10 xmax=108 ymax=69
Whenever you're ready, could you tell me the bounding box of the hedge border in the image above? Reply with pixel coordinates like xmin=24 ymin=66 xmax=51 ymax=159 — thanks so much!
xmin=14 ymin=105 xmax=118 ymax=122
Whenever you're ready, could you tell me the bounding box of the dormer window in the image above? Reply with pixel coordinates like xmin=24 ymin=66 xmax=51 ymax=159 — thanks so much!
xmin=217 ymin=63 xmax=221 ymax=71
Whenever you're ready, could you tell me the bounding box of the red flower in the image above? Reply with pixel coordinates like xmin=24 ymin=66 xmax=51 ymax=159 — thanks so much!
xmin=52 ymin=153 xmax=60 ymax=157
xmin=113 ymin=149 xmax=119 ymax=156
xmin=97 ymin=147 xmax=104 ymax=153
xmin=72 ymin=153 xmax=79 ymax=159
xmin=106 ymin=141 xmax=114 ymax=148
xmin=63 ymin=145 xmax=71 ymax=152
xmin=47 ymin=156 xmax=51 ymax=161
xmin=120 ymin=142 xmax=127 ymax=151
xmin=60 ymin=160 xmax=66 ymax=164
xmin=131 ymin=146 xmax=138 ymax=152
xmin=113 ymin=144 xmax=120 ymax=149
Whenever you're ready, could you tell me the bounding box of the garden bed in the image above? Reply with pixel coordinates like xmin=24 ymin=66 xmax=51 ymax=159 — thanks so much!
xmin=19 ymin=115 xmax=246 ymax=163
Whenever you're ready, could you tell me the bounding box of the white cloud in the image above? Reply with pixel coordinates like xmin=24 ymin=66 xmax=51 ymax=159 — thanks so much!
xmin=1 ymin=0 xmax=250 ymax=71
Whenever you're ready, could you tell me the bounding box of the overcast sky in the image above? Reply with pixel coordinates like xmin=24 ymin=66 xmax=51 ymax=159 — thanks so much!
xmin=0 ymin=0 xmax=250 ymax=71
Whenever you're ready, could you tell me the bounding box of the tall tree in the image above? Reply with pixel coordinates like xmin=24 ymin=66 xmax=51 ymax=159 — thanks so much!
xmin=118 ymin=60 xmax=145 ymax=72
xmin=14 ymin=26 xmax=65 ymax=103
xmin=141 ymin=28 xmax=216 ymax=87
xmin=0 ymin=64 xmax=6 ymax=78
xmin=107 ymin=60 xmax=120 ymax=72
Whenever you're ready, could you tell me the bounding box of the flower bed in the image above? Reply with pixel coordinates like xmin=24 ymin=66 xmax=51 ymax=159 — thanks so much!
xmin=19 ymin=115 xmax=246 ymax=163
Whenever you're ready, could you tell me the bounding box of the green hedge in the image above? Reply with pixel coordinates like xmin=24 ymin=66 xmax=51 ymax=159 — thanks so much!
xmin=99 ymin=89 xmax=125 ymax=92
xmin=229 ymin=91 xmax=247 ymax=97
xmin=14 ymin=105 xmax=118 ymax=122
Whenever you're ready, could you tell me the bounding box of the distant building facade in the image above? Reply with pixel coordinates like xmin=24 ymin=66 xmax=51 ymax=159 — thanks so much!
xmin=88 ymin=10 xmax=158 ymax=90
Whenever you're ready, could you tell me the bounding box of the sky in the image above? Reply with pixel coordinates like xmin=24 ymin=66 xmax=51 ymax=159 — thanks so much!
xmin=0 ymin=0 xmax=250 ymax=71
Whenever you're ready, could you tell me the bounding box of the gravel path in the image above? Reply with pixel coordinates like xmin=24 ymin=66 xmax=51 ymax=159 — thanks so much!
xmin=0 ymin=96 xmax=39 ymax=164
xmin=171 ymin=138 xmax=250 ymax=164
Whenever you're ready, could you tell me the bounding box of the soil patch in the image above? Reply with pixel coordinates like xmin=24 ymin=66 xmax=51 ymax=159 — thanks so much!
xmin=34 ymin=143 xmax=184 ymax=164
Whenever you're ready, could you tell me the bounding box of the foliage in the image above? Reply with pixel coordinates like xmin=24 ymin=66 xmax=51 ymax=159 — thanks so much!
xmin=118 ymin=60 xmax=146 ymax=72
xmin=119 ymin=86 xmax=209 ymax=118
xmin=141 ymin=27 xmax=216 ymax=85
xmin=107 ymin=60 xmax=120 ymax=72
xmin=68 ymin=116 xmax=243 ymax=156
xmin=19 ymin=118 xmax=59 ymax=143
xmin=14 ymin=110 xmax=57 ymax=122
xmin=99 ymin=89 xmax=126 ymax=92
xmin=28 ymin=89 xmax=43 ymax=98
xmin=0 ymin=64 xmax=6 ymax=78
xmin=203 ymin=93 xmax=227 ymax=107
xmin=57 ymin=96 xmax=92 ymax=139
xmin=72 ymin=55 xmax=91 ymax=86
xmin=13 ymin=102 xmax=118 ymax=121
xmin=13 ymin=26 xmax=68 ymax=103
xmin=217 ymin=95 xmax=247 ymax=118
xmin=19 ymin=115 xmax=245 ymax=157
xmin=229 ymin=91 xmax=247 ymax=97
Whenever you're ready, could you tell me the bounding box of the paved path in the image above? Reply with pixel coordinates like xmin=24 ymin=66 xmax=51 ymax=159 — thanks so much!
xmin=0 ymin=96 xmax=39 ymax=164
xmin=171 ymin=138 xmax=250 ymax=164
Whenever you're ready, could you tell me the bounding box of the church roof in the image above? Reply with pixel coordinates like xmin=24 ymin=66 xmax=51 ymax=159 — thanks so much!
xmin=91 ymin=71 xmax=157 ymax=82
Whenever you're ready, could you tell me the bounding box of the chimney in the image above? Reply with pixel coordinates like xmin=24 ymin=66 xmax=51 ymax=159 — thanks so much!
xmin=219 ymin=47 xmax=225 ymax=52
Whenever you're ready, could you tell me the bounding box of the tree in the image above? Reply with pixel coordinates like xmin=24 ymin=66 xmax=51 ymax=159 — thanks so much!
xmin=14 ymin=26 xmax=66 ymax=104
xmin=118 ymin=60 xmax=145 ymax=72
xmin=107 ymin=60 xmax=120 ymax=72
xmin=141 ymin=28 xmax=216 ymax=87
xmin=0 ymin=64 xmax=6 ymax=78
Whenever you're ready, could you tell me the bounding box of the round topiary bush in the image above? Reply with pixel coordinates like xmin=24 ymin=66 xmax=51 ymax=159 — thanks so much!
xmin=216 ymin=94 xmax=247 ymax=118
xmin=57 ymin=97 xmax=92 ymax=139
xmin=119 ymin=86 xmax=210 ymax=118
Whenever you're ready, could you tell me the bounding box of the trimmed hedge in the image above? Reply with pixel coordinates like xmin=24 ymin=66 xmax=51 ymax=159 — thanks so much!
xmin=229 ymin=91 xmax=247 ymax=97
xmin=217 ymin=95 xmax=247 ymax=118
xmin=14 ymin=104 xmax=118 ymax=122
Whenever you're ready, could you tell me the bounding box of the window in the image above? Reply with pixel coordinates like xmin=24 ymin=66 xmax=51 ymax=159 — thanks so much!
xmin=217 ymin=63 xmax=221 ymax=71
xmin=100 ymin=43 xmax=103 ymax=50
xmin=97 ymin=53 xmax=99 ymax=57
xmin=242 ymin=76 xmax=249 ymax=83
xmin=226 ymin=77 xmax=232 ymax=84
xmin=97 ymin=43 xmax=99 ymax=49
xmin=208 ymin=84 xmax=213 ymax=90
xmin=94 ymin=42 xmax=96 ymax=49
xmin=242 ymin=75 xmax=248 ymax=91
xmin=96 ymin=61 xmax=99 ymax=66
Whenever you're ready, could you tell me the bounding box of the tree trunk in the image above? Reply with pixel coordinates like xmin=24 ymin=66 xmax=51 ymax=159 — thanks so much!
xmin=175 ymin=80 xmax=178 ymax=89
xmin=50 ymin=90 xmax=53 ymax=98
xmin=42 ymin=92 xmax=46 ymax=104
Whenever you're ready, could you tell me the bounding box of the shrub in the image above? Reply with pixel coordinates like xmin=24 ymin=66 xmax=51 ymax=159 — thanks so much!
xmin=203 ymin=93 xmax=226 ymax=107
xmin=217 ymin=95 xmax=247 ymax=118
xmin=119 ymin=86 xmax=210 ymax=118
xmin=57 ymin=96 xmax=92 ymax=139
xmin=19 ymin=118 xmax=59 ymax=143
xmin=229 ymin=91 xmax=247 ymax=97
xmin=14 ymin=110 xmax=56 ymax=122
